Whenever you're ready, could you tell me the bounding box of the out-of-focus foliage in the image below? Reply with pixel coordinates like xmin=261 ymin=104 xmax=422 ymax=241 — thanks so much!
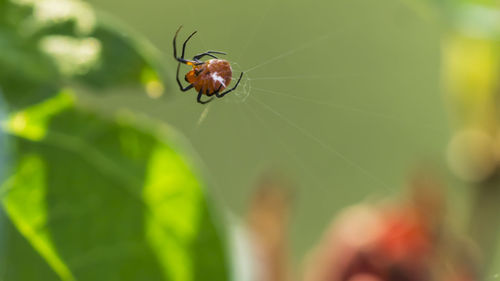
xmin=441 ymin=1 xmax=500 ymax=134
xmin=0 ymin=93 xmax=228 ymax=281
xmin=0 ymin=0 xmax=229 ymax=280
xmin=436 ymin=0 xmax=500 ymax=276
xmin=0 ymin=92 xmax=7 ymax=199
xmin=439 ymin=0 xmax=500 ymax=183
xmin=0 ymin=0 xmax=165 ymax=110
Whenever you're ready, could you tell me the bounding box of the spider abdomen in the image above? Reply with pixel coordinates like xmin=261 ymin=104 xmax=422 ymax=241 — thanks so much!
xmin=186 ymin=59 xmax=233 ymax=95
xmin=174 ymin=26 xmax=243 ymax=104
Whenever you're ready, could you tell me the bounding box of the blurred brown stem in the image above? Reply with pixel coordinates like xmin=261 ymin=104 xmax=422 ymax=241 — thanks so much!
xmin=247 ymin=174 xmax=292 ymax=281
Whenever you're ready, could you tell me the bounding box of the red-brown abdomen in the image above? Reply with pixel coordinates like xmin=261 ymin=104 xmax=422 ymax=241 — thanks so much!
xmin=186 ymin=59 xmax=233 ymax=95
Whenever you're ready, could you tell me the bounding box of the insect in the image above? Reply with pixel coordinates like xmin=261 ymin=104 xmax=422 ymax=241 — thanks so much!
xmin=173 ymin=26 xmax=244 ymax=104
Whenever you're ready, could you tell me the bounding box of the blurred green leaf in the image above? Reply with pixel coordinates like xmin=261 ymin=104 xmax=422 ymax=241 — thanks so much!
xmin=0 ymin=92 xmax=228 ymax=281
xmin=78 ymin=15 xmax=164 ymax=92
xmin=0 ymin=0 xmax=166 ymax=110
xmin=0 ymin=24 xmax=61 ymax=109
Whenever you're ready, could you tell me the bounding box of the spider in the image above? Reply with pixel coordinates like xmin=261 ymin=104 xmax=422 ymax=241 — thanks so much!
xmin=173 ymin=26 xmax=244 ymax=104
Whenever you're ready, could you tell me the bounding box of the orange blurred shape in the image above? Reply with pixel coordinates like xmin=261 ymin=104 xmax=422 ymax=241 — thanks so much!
xmin=247 ymin=172 xmax=293 ymax=281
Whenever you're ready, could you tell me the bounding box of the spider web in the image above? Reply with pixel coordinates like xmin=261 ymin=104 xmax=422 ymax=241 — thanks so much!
xmin=168 ymin=0 xmax=453 ymax=262
xmin=189 ymin=20 xmax=444 ymax=190
xmin=83 ymin=0 xmax=454 ymax=269
xmin=48 ymin=0 xmax=500 ymax=276
xmin=172 ymin=0 xmax=446 ymax=198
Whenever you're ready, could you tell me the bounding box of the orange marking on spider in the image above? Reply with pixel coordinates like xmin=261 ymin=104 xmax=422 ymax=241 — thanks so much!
xmin=173 ymin=26 xmax=244 ymax=104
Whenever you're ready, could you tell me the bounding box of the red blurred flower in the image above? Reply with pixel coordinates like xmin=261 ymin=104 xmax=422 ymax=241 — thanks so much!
xmin=303 ymin=174 xmax=478 ymax=281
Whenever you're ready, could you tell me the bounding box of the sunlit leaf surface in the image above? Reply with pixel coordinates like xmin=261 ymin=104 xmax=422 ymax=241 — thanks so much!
xmin=0 ymin=0 xmax=165 ymax=110
xmin=0 ymin=93 xmax=228 ymax=281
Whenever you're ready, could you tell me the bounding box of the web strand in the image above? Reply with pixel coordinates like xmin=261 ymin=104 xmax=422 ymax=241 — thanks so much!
xmin=248 ymin=74 xmax=325 ymax=81
xmin=241 ymin=102 xmax=329 ymax=193
xmin=243 ymin=34 xmax=331 ymax=73
xmin=196 ymin=104 xmax=211 ymax=127
xmin=234 ymin=2 xmax=275 ymax=63
xmin=249 ymin=95 xmax=392 ymax=191
xmin=251 ymin=86 xmax=441 ymax=132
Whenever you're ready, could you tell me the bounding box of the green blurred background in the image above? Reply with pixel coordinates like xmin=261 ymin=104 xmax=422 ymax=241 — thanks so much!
xmin=81 ymin=0 xmax=471 ymax=270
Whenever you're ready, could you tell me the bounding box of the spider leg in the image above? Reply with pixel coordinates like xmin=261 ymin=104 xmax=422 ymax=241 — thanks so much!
xmin=211 ymin=85 xmax=223 ymax=96
xmin=215 ymin=72 xmax=244 ymax=98
xmin=193 ymin=53 xmax=219 ymax=61
xmin=193 ymin=51 xmax=227 ymax=61
xmin=181 ymin=31 xmax=197 ymax=58
xmin=197 ymin=89 xmax=214 ymax=104
xmin=176 ymin=63 xmax=194 ymax=91
xmin=173 ymin=26 xmax=182 ymax=58
xmin=173 ymin=25 xmax=197 ymax=64
xmin=206 ymin=51 xmax=227 ymax=55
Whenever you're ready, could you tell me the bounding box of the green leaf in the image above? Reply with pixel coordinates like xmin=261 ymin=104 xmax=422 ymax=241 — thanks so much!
xmin=0 ymin=0 xmax=166 ymax=109
xmin=0 ymin=92 xmax=229 ymax=281
xmin=0 ymin=25 xmax=61 ymax=109
xmin=77 ymin=14 xmax=165 ymax=93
